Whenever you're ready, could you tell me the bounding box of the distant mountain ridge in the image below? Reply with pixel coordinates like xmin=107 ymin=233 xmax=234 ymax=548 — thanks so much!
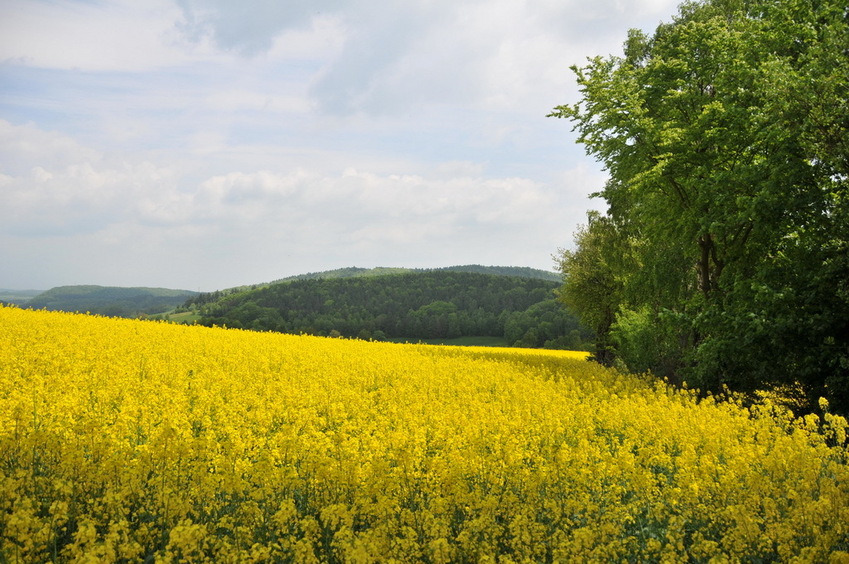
xmin=0 ymin=289 xmax=43 ymax=305
xmin=24 ymin=285 xmax=198 ymax=318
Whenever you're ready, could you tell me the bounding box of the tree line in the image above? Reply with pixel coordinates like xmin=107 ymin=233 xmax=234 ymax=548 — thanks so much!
xmin=189 ymin=271 xmax=592 ymax=349
xmin=551 ymin=0 xmax=848 ymax=412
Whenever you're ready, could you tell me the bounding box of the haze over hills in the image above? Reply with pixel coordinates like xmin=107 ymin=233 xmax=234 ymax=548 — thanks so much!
xmin=0 ymin=289 xmax=43 ymax=305
xmin=21 ymin=286 xmax=199 ymax=318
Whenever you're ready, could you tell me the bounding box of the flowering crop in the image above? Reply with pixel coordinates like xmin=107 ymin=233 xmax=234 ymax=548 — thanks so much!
xmin=1 ymin=305 xmax=848 ymax=562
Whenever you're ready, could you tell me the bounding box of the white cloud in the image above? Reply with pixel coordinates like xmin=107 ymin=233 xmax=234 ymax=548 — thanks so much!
xmin=0 ymin=0 xmax=683 ymax=289
xmin=175 ymin=0 xmax=338 ymax=56
xmin=0 ymin=120 xmax=101 ymax=174
xmin=304 ymin=0 xmax=677 ymax=116
xmin=265 ymin=14 xmax=347 ymax=62
xmin=0 ymin=119 xmax=602 ymax=288
xmin=0 ymin=122 xmax=185 ymax=236
xmin=166 ymin=0 xmax=678 ymax=117
xmin=0 ymin=0 xmax=210 ymax=71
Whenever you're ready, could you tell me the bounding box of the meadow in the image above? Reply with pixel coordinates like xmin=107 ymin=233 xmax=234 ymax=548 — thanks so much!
xmin=1 ymin=305 xmax=848 ymax=562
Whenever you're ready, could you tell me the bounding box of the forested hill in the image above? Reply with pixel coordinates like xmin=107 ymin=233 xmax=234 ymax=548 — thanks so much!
xmin=190 ymin=270 xmax=590 ymax=349
xmin=26 ymin=286 xmax=198 ymax=317
xmin=268 ymin=265 xmax=561 ymax=284
xmin=185 ymin=265 xmax=560 ymax=306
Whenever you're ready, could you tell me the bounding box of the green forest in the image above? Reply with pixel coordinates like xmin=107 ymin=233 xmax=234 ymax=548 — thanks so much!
xmin=23 ymin=286 xmax=198 ymax=318
xmin=551 ymin=0 xmax=848 ymax=413
xmin=187 ymin=270 xmax=591 ymax=349
xmin=266 ymin=265 xmax=562 ymax=284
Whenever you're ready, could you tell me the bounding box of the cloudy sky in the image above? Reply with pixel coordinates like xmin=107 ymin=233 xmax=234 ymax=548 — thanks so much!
xmin=1 ymin=0 xmax=680 ymax=291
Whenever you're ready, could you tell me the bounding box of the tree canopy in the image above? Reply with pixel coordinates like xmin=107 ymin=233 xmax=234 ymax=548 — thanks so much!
xmin=190 ymin=271 xmax=592 ymax=349
xmin=551 ymin=0 xmax=849 ymax=412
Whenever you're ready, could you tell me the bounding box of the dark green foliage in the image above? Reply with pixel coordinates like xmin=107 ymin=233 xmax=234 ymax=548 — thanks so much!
xmin=264 ymin=264 xmax=562 ymax=285
xmin=193 ymin=271 xmax=591 ymax=349
xmin=503 ymin=299 xmax=590 ymax=350
xmin=436 ymin=265 xmax=562 ymax=282
xmin=551 ymin=0 xmax=849 ymax=411
xmin=185 ymin=266 xmax=561 ymax=309
xmin=554 ymin=212 xmax=626 ymax=366
xmin=25 ymin=286 xmax=198 ymax=318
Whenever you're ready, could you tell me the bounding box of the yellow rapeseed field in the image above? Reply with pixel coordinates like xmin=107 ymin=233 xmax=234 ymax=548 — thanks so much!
xmin=1 ymin=305 xmax=848 ymax=563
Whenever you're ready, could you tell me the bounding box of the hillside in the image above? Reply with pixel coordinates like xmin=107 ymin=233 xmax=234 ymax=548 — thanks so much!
xmin=268 ymin=265 xmax=562 ymax=284
xmin=0 ymin=288 xmax=43 ymax=305
xmin=180 ymin=265 xmax=562 ymax=315
xmin=189 ymin=270 xmax=589 ymax=349
xmin=26 ymin=285 xmax=198 ymax=318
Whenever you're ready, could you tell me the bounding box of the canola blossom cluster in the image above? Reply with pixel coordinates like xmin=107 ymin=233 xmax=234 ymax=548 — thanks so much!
xmin=1 ymin=305 xmax=848 ymax=562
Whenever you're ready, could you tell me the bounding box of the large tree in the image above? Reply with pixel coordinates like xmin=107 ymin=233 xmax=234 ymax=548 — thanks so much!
xmin=552 ymin=0 xmax=849 ymax=411
xmin=555 ymin=211 xmax=625 ymax=366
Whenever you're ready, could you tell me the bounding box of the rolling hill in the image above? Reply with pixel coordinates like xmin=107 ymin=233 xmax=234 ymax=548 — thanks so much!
xmin=25 ymin=285 xmax=198 ymax=318
xmin=8 ymin=266 xmax=580 ymax=348
xmin=0 ymin=288 xmax=43 ymax=305
xmin=267 ymin=265 xmax=562 ymax=284
xmin=188 ymin=269 xmax=589 ymax=349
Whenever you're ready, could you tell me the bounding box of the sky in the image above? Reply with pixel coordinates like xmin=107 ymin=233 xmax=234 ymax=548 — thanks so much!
xmin=1 ymin=0 xmax=681 ymax=292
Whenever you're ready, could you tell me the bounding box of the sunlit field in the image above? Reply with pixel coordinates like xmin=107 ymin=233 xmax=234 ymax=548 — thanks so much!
xmin=1 ymin=305 xmax=848 ymax=562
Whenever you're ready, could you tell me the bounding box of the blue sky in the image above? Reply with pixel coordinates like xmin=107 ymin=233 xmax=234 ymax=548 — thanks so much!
xmin=1 ymin=0 xmax=681 ymax=291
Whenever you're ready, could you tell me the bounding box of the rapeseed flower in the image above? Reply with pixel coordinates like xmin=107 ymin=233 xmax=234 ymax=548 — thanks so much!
xmin=1 ymin=305 xmax=847 ymax=562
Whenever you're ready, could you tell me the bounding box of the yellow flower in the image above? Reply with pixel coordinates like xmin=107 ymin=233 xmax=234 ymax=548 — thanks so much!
xmin=1 ymin=304 xmax=848 ymax=562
